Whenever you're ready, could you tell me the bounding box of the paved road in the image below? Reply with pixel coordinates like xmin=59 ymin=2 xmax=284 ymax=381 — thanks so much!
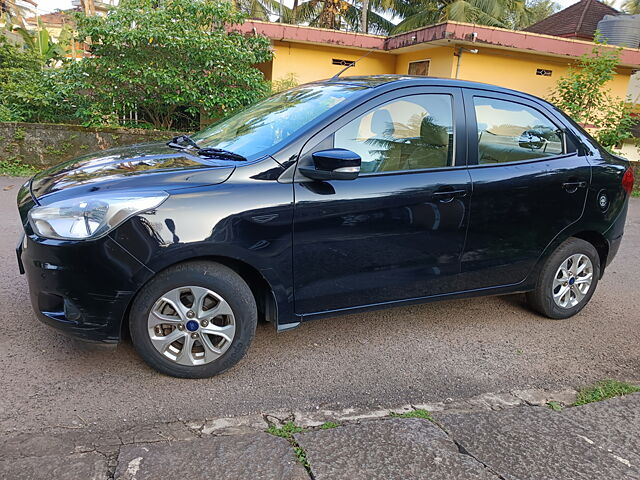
xmin=1 ymin=175 xmax=639 ymax=434
xmin=3 ymin=391 xmax=639 ymax=479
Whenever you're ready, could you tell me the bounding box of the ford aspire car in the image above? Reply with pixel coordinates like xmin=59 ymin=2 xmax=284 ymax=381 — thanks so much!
xmin=16 ymin=76 xmax=634 ymax=378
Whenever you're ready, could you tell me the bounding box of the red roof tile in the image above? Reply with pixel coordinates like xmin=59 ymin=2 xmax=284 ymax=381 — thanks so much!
xmin=524 ymin=0 xmax=619 ymax=39
xmin=239 ymin=20 xmax=640 ymax=68
xmin=26 ymin=10 xmax=76 ymax=26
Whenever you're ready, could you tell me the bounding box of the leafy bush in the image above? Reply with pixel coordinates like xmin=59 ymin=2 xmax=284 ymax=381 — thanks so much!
xmin=0 ymin=37 xmax=77 ymax=124
xmin=549 ymin=34 xmax=635 ymax=149
xmin=67 ymin=0 xmax=273 ymax=130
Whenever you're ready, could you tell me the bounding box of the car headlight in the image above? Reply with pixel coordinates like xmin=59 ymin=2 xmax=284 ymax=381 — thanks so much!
xmin=28 ymin=191 xmax=169 ymax=240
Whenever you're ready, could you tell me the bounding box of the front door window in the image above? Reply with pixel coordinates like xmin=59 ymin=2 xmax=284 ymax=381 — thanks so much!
xmin=334 ymin=94 xmax=454 ymax=174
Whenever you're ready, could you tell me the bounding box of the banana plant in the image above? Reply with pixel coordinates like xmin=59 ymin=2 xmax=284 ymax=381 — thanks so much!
xmin=12 ymin=22 xmax=70 ymax=66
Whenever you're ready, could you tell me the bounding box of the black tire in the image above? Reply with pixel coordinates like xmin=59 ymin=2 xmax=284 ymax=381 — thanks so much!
xmin=129 ymin=261 xmax=257 ymax=378
xmin=526 ymin=237 xmax=600 ymax=319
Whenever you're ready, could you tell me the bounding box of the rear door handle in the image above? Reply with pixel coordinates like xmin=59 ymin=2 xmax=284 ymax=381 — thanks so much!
xmin=432 ymin=189 xmax=467 ymax=202
xmin=562 ymin=181 xmax=587 ymax=193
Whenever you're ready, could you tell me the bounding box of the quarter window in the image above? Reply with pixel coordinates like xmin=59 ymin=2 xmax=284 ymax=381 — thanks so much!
xmin=334 ymin=94 xmax=454 ymax=174
xmin=474 ymin=97 xmax=564 ymax=164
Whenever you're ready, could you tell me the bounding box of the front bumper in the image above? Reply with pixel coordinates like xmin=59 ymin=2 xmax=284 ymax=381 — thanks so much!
xmin=17 ymin=231 xmax=154 ymax=343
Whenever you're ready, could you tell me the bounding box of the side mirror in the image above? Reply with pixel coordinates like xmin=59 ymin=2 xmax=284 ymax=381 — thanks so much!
xmin=518 ymin=130 xmax=546 ymax=150
xmin=299 ymin=148 xmax=361 ymax=181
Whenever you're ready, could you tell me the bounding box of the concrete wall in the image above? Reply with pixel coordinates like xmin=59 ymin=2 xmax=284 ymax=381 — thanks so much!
xmin=0 ymin=122 xmax=182 ymax=167
xmin=453 ymin=47 xmax=633 ymax=101
xmin=394 ymin=47 xmax=456 ymax=78
xmin=269 ymin=40 xmax=634 ymax=103
xmin=270 ymin=41 xmax=396 ymax=84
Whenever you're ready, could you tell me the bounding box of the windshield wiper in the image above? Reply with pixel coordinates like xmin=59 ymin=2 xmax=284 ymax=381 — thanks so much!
xmin=197 ymin=148 xmax=246 ymax=162
xmin=167 ymin=134 xmax=200 ymax=150
xmin=166 ymin=135 xmax=246 ymax=161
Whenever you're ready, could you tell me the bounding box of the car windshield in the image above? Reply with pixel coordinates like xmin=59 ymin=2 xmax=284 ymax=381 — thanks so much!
xmin=191 ymin=83 xmax=367 ymax=159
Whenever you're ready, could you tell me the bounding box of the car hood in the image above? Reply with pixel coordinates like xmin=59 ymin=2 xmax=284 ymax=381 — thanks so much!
xmin=30 ymin=142 xmax=237 ymax=202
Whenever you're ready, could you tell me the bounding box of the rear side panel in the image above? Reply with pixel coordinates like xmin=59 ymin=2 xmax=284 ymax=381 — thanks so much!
xmin=581 ymin=153 xmax=630 ymax=268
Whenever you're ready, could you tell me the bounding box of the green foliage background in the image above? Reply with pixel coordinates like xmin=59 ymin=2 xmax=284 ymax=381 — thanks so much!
xmin=549 ymin=36 xmax=635 ymax=149
xmin=1 ymin=0 xmax=273 ymax=131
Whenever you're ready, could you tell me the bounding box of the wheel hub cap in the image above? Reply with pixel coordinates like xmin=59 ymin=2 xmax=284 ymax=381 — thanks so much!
xmin=147 ymin=285 xmax=236 ymax=366
xmin=552 ymin=254 xmax=593 ymax=309
xmin=186 ymin=320 xmax=199 ymax=332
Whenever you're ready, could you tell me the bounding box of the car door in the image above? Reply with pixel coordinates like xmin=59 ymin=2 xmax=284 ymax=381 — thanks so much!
xmin=292 ymin=87 xmax=472 ymax=316
xmin=460 ymin=89 xmax=591 ymax=290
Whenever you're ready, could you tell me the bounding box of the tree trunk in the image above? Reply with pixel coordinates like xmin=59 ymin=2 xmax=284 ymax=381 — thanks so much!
xmin=360 ymin=0 xmax=369 ymax=33
xmin=81 ymin=0 xmax=96 ymax=16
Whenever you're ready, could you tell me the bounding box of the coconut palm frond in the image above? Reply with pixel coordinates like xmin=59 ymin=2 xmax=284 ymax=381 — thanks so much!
xmin=622 ymin=0 xmax=640 ymax=14
xmin=443 ymin=0 xmax=506 ymax=27
xmin=390 ymin=7 xmax=440 ymax=34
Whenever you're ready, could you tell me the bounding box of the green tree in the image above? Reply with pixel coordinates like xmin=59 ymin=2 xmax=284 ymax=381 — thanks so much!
xmin=68 ymin=0 xmax=273 ymax=129
xmin=549 ymin=35 xmax=635 ymax=149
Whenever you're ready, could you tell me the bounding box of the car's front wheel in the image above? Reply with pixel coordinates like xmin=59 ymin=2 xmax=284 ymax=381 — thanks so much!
xmin=527 ymin=237 xmax=600 ymax=319
xmin=129 ymin=261 xmax=257 ymax=378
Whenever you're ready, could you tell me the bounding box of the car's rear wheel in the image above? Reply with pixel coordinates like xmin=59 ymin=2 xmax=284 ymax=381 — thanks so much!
xmin=526 ymin=237 xmax=600 ymax=319
xmin=129 ymin=261 xmax=257 ymax=378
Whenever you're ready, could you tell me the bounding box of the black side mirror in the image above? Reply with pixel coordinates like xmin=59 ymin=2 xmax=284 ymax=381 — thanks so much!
xmin=299 ymin=148 xmax=361 ymax=181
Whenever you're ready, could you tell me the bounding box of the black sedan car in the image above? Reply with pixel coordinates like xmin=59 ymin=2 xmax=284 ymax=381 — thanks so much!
xmin=16 ymin=76 xmax=634 ymax=378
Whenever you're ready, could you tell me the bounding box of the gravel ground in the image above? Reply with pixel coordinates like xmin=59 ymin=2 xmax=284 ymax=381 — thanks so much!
xmin=1 ymin=175 xmax=638 ymax=434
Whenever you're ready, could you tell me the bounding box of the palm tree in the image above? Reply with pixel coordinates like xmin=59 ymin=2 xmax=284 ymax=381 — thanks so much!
xmin=291 ymin=0 xmax=392 ymax=33
xmin=228 ymin=0 xmax=290 ymax=21
xmin=361 ymin=0 xmax=369 ymax=32
xmin=389 ymin=0 xmax=530 ymax=34
xmin=622 ymin=0 xmax=639 ymax=14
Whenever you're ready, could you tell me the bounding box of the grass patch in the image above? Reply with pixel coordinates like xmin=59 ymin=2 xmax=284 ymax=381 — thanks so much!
xmin=0 ymin=160 xmax=38 ymax=177
xmin=293 ymin=446 xmax=310 ymax=468
xmin=265 ymin=421 xmax=304 ymax=439
xmin=390 ymin=409 xmax=433 ymax=420
xmin=546 ymin=401 xmax=563 ymax=412
xmin=319 ymin=421 xmax=340 ymax=430
xmin=574 ymin=380 xmax=640 ymax=406
xmin=265 ymin=421 xmax=312 ymax=473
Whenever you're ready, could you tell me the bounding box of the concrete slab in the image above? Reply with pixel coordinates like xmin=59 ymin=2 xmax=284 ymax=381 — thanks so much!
xmin=114 ymin=433 xmax=308 ymax=480
xmin=0 ymin=452 xmax=107 ymax=480
xmin=435 ymin=405 xmax=639 ymax=480
xmin=294 ymin=418 xmax=496 ymax=480
xmin=0 ymin=430 xmax=121 ymax=459
xmin=118 ymin=420 xmax=197 ymax=445
xmin=562 ymin=393 xmax=640 ymax=468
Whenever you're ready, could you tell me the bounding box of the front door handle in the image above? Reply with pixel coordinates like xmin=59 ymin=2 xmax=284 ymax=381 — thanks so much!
xmin=562 ymin=181 xmax=587 ymax=193
xmin=432 ymin=188 xmax=467 ymax=203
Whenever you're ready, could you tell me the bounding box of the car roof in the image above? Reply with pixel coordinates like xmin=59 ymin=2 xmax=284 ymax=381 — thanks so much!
xmin=318 ymin=74 xmax=546 ymax=104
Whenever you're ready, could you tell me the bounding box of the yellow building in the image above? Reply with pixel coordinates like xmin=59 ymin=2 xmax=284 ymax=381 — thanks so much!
xmin=236 ymin=19 xmax=640 ymax=159
xmin=240 ymin=20 xmax=639 ymax=101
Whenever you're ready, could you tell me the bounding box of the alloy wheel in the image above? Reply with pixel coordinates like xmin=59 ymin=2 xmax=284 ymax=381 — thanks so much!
xmin=552 ymin=254 xmax=594 ymax=309
xmin=147 ymin=286 xmax=236 ymax=366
